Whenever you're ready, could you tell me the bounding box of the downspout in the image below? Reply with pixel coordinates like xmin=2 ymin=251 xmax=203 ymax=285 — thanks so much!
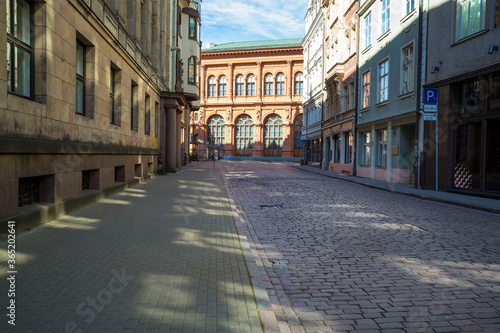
xmin=416 ymin=0 xmax=428 ymax=189
xmin=353 ymin=8 xmax=360 ymax=177
xmin=171 ymin=0 xmax=178 ymax=91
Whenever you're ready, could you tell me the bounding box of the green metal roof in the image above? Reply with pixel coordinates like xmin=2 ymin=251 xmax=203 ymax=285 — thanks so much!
xmin=202 ymin=38 xmax=304 ymax=52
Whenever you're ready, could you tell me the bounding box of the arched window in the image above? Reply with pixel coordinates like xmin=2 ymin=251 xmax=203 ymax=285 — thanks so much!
xmin=207 ymin=115 xmax=225 ymax=148
xmin=246 ymin=74 xmax=255 ymax=96
xmin=293 ymin=114 xmax=303 ymax=156
xmin=235 ymin=115 xmax=254 ymax=156
xmin=276 ymin=73 xmax=285 ymax=95
xmin=264 ymin=73 xmax=274 ymax=95
xmin=294 ymin=72 xmax=303 ymax=95
xmin=218 ymin=75 xmax=227 ymax=97
xmin=208 ymin=76 xmax=216 ymax=97
xmin=264 ymin=115 xmax=283 ymax=156
xmin=235 ymin=75 xmax=244 ymax=96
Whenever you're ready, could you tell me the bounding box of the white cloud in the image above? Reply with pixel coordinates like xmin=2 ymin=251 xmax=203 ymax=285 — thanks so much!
xmin=201 ymin=0 xmax=307 ymax=45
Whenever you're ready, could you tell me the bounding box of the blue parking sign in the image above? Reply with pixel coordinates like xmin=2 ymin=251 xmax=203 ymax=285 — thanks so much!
xmin=424 ymin=88 xmax=438 ymax=104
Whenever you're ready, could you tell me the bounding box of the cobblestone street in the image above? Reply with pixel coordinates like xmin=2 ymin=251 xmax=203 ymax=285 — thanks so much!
xmin=221 ymin=161 xmax=500 ymax=333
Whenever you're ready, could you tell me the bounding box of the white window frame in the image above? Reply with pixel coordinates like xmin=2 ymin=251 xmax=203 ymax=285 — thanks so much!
xmin=364 ymin=13 xmax=372 ymax=49
xmin=378 ymin=59 xmax=389 ymax=103
xmin=362 ymin=70 xmax=371 ymax=108
xmin=377 ymin=129 xmax=388 ymax=167
xmin=401 ymin=43 xmax=414 ymax=95
xmin=455 ymin=0 xmax=486 ymax=41
xmin=361 ymin=132 xmax=371 ymax=165
xmin=381 ymin=0 xmax=391 ymax=35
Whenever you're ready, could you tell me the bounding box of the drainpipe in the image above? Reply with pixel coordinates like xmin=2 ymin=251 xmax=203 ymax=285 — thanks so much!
xmin=352 ymin=6 xmax=360 ymax=177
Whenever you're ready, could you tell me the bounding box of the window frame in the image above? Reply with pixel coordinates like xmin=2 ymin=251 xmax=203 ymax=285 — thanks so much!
xmin=207 ymin=115 xmax=225 ymax=149
xmin=246 ymin=74 xmax=256 ymax=96
xmin=361 ymin=132 xmax=371 ymax=166
xmin=362 ymin=70 xmax=371 ymax=108
xmin=378 ymin=59 xmax=389 ymax=103
xmin=235 ymin=74 xmax=245 ymax=96
xmin=208 ymin=76 xmax=216 ymax=97
xmin=275 ymin=73 xmax=285 ymax=95
xmin=381 ymin=0 xmax=391 ymax=35
xmin=294 ymin=72 xmax=304 ymax=95
xmin=377 ymin=129 xmax=388 ymax=168
xmin=455 ymin=0 xmax=486 ymax=41
xmin=6 ymin=0 xmax=33 ymax=98
xmin=264 ymin=73 xmax=274 ymax=96
xmin=76 ymin=40 xmax=86 ymax=115
xmin=218 ymin=75 xmax=227 ymax=97
xmin=364 ymin=12 xmax=372 ymax=49
xmin=188 ymin=56 xmax=196 ymax=85
xmin=235 ymin=115 xmax=254 ymax=154
xmin=406 ymin=0 xmax=415 ymax=15
xmin=145 ymin=94 xmax=150 ymax=136
xmin=401 ymin=43 xmax=414 ymax=95
xmin=188 ymin=15 xmax=197 ymax=39
xmin=110 ymin=67 xmax=115 ymax=123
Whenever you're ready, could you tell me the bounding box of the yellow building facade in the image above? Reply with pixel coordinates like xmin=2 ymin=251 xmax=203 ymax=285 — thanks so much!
xmin=191 ymin=39 xmax=304 ymax=158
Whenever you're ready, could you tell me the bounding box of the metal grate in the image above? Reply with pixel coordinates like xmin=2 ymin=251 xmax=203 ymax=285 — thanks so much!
xmin=18 ymin=177 xmax=40 ymax=207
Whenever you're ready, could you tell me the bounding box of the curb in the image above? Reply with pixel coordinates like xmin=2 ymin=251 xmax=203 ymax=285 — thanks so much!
xmin=219 ymin=165 xmax=280 ymax=333
xmin=292 ymin=165 xmax=500 ymax=215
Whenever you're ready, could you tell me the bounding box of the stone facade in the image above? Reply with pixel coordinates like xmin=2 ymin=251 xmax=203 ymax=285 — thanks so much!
xmin=1 ymin=0 xmax=199 ymax=224
xmin=191 ymin=40 xmax=304 ymax=158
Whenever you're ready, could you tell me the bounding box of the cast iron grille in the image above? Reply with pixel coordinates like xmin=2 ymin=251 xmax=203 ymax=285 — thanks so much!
xmin=18 ymin=177 xmax=40 ymax=207
xmin=82 ymin=170 xmax=90 ymax=190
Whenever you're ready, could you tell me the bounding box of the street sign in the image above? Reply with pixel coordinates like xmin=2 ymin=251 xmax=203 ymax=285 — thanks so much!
xmin=424 ymin=88 xmax=438 ymax=104
xmin=423 ymin=112 xmax=437 ymax=121
xmin=424 ymin=104 xmax=437 ymax=112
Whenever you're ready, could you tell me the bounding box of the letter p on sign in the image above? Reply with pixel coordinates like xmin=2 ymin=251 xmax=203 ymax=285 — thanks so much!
xmin=424 ymin=88 xmax=438 ymax=104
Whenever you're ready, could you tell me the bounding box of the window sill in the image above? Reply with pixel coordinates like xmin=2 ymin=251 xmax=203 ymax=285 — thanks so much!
xmin=375 ymin=100 xmax=389 ymax=108
xmin=361 ymin=44 xmax=372 ymax=55
xmin=452 ymin=29 xmax=489 ymax=47
xmin=400 ymin=9 xmax=416 ymax=25
xmin=377 ymin=30 xmax=391 ymax=43
xmin=398 ymin=92 xmax=415 ymax=101
xmin=360 ymin=107 xmax=370 ymax=113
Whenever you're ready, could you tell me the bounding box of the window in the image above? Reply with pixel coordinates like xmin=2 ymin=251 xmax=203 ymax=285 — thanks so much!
xmin=264 ymin=74 xmax=273 ymax=95
xmin=333 ymin=135 xmax=341 ymax=163
xmin=348 ymin=82 xmax=355 ymax=110
xmin=246 ymin=75 xmax=255 ymax=96
xmin=7 ymin=0 xmax=32 ymax=97
xmin=218 ymin=75 xmax=227 ymax=97
xmin=131 ymin=81 xmax=138 ymax=131
xmin=264 ymin=115 xmax=283 ymax=156
xmin=145 ymin=94 xmax=150 ymax=135
xmin=235 ymin=115 xmax=254 ymax=155
xmin=378 ymin=129 xmax=388 ymax=167
xmin=362 ymin=132 xmax=371 ymax=165
xmin=76 ymin=41 xmax=86 ymax=115
xmin=293 ymin=115 xmax=303 ymax=151
xmin=362 ymin=71 xmax=370 ymax=108
xmin=207 ymin=115 xmax=225 ymax=148
xmin=455 ymin=0 xmax=486 ymax=41
xmin=194 ymin=113 xmax=199 ymax=121
xmin=379 ymin=59 xmax=389 ymax=103
xmin=235 ymin=75 xmax=244 ymax=96
xmin=294 ymin=72 xmax=304 ymax=95
xmin=382 ymin=0 xmax=390 ymax=35
xmin=155 ymin=102 xmax=159 ymax=138
xmin=364 ymin=13 xmax=371 ymax=49
xmin=188 ymin=57 xmax=196 ymax=84
xmin=276 ymin=73 xmax=285 ymax=95
xmin=208 ymin=76 xmax=216 ymax=97
xmin=110 ymin=68 xmax=115 ymax=123
xmin=406 ymin=0 xmax=415 ymax=15
xmin=344 ymin=131 xmax=353 ymax=164
xmin=189 ymin=16 xmax=196 ymax=39
xmin=402 ymin=44 xmax=414 ymax=94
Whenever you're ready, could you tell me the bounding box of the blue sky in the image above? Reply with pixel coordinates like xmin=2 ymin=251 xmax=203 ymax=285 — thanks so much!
xmin=200 ymin=0 xmax=308 ymax=47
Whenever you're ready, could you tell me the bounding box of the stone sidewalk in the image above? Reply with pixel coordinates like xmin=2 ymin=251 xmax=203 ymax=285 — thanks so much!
xmin=0 ymin=162 xmax=263 ymax=332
